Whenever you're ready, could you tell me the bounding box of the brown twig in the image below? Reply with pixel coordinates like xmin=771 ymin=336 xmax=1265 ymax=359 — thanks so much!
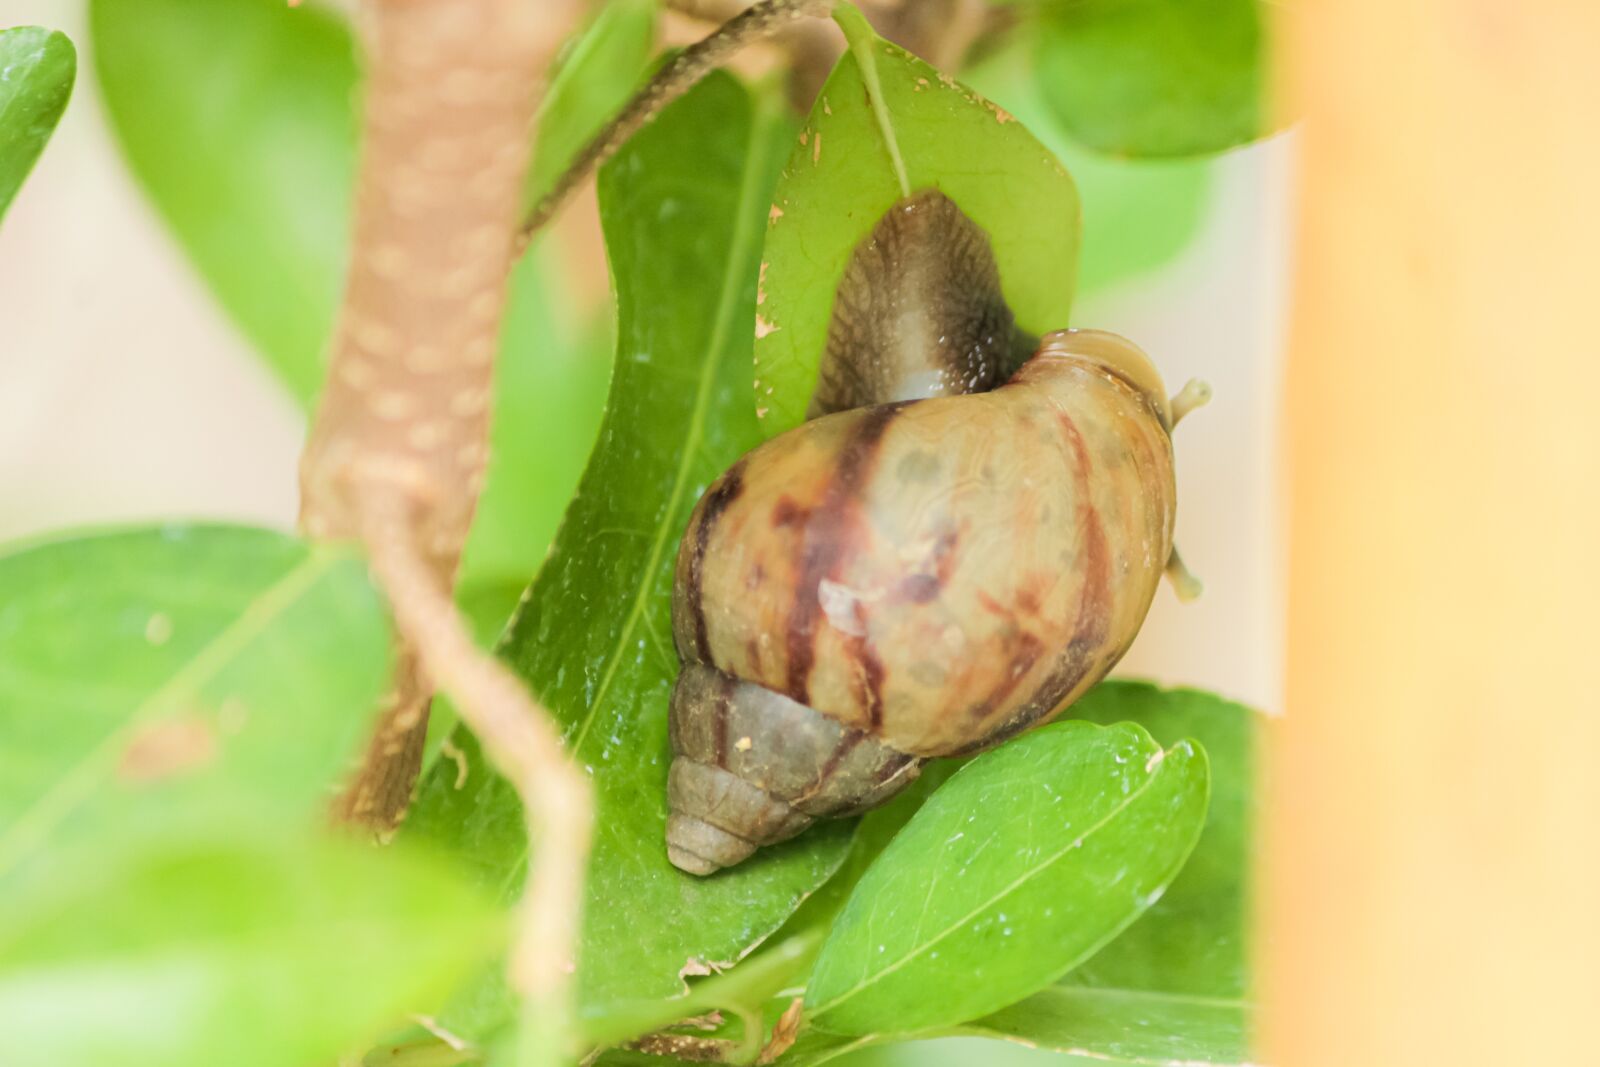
xmin=516 ymin=0 xmax=837 ymax=248
xmin=360 ymin=487 xmax=591 ymax=1009
xmin=296 ymin=0 xmax=590 ymax=1051
xmin=303 ymin=0 xmax=579 ymax=831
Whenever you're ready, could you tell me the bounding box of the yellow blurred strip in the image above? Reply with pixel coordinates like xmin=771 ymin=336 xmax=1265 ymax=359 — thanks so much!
xmin=1263 ymin=2 xmax=1600 ymax=1064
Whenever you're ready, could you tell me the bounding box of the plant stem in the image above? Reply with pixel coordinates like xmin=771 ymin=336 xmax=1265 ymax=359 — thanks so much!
xmin=297 ymin=0 xmax=591 ymax=1060
xmin=517 ymin=0 xmax=837 ymax=247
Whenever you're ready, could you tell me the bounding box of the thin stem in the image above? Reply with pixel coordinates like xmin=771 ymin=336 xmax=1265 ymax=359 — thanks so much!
xmin=362 ymin=488 xmax=593 ymax=1065
xmin=516 ymin=0 xmax=836 ymax=249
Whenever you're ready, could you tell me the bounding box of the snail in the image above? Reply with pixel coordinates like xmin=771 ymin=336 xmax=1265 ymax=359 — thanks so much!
xmin=665 ymin=192 xmax=1208 ymax=875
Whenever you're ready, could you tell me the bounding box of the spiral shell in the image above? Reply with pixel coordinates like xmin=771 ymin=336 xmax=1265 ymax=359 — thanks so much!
xmin=665 ymin=328 xmax=1180 ymax=874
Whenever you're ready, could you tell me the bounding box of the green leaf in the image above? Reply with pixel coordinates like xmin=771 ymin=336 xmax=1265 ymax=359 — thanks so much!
xmin=753 ymin=6 xmax=1081 ymax=433
xmin=0 ymin=26 xmax=75 ymax=221
xmin=768 ymin=983 xmax=1247 ymax=1066
xmin=527 ymin=0 xmax=656 ymax=208
xmin=1066 ymin=683 xmax=1257 ymax=1002
xmin=0 ymin=524 xmax=390 ymax=880
xmin=1035 ymin=0 xmax=1269 ymax=158
xmin=963 ymin=50 xmax=1212 ymax=295
xmin=459 ymin=255 xmax=612 ymax=590
xmin=91 ymin=0 xmax=357 ymax=405
xmin=805 ymin=721 xmax=1208 ymax=1036
xmin=404 ymin=74 xmax=851 ymax=1041
xmin=595 ymin=685 xmax=1257 ymax=1065
xmin=0 ymin=830 xmax=502 ymax=1067
xmin=91 ymin=0 xmax=611 ymax=597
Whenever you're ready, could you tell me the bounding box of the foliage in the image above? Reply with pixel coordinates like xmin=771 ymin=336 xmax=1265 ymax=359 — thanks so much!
xmin=0 ymin=527 xmax=500 ymax=1067
xmin=0 ymin=26 xmax=75 ymax=221
xmin=88 ymin=0 xmax=613 ymax=603
xmin=3 ymin=2 xmax=1279 ymax=1065
xmin=753 ymin=6 xmax=1081 ymax=433
xmin=1034 ymin=0 xmax=1272 ymax=158
xmin=405 ymin=72 xmax=854 ymax=1041
xmin=806 ymin=721 xmax=1209 ymax=1036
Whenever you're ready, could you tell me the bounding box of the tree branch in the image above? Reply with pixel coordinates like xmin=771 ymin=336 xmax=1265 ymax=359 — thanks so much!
xmin=302 ymin=0 xmax=578 ymax=832
xmin=297 ymin=0 xmax=590 ymax=1055
xmin=360 ymin=487 xmax=591 ymax=1020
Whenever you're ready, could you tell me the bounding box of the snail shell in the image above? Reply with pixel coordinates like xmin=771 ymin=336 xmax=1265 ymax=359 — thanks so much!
xmin=666 ymin=328 xmax=1179 ymax=874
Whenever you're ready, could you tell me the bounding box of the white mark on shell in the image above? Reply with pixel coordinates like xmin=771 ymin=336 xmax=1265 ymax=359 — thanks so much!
xmin=818 ymin=579 xmax=871 ymax=637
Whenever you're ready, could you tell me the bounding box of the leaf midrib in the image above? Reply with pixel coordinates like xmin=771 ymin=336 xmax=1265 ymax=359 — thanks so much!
xmin=0 ymin=550 xmax=341 ymax=877
xmin=809 ymin=744 xmax=1184 ymax=1018
xmin=564 ymin=94 xmax=781 ymax=758
xmin=493 ymin=90 xmax=784 ymax=904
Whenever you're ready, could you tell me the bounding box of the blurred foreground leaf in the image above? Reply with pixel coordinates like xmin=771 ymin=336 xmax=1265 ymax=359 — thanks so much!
xmin=0 ymin=524 xmax=389 ymax=877
xmin=0 ymin=525 xmax=498 ymax=1067
xmin=0 ymin=831 xmax=501 ymax=1067
xmin=404 ymin=74 xmax=851 ymax=1042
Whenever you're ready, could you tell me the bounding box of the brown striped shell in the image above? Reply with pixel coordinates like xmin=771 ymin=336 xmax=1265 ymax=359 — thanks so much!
xmin=665 ymin=328 xmax=1179 ymax=874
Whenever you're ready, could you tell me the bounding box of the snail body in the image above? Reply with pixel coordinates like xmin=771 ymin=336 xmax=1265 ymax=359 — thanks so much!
xmin=667 ymin=329 xmax=1183 ymax=874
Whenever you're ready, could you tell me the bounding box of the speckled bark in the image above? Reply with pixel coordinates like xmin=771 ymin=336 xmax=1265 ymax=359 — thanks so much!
xmin=300 ymin=0 xmax=576 ymax=831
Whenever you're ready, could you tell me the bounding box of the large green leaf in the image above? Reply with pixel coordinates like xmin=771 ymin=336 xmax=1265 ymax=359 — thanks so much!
xmin=1035 ymin=0 xmax=1269 ymax=158
xmin=90 ymin=0 xmax=610 ymax=596
xmin=0 ymin=524 xmax=390 ymax=881
xmin=1066 ymin=683 xmax=1257 ymax=1002
xmin=597 ymin=685 xmax=1255 ymax=1065
xmin=0 ymin=830 xmax=501 ymax=1067
xmin=404 ymin=73 xmax=851 ymax=1041
xmin=753 ymin=6 xmax=1081 ymax=433
xmin=0 ymin=26 xmax=75 ymax=221
xmin=805 ymin=721 xmax=1208 ymax=1036
xmin=766 ymin=981 xmax=1247 ymax=1066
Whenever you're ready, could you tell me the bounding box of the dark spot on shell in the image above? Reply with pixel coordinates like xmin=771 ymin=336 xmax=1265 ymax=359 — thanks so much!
xmin=772 ymin=496 xmax=810 ymax=529
xmin=784 ymin=404 xmax=907 ymax=707
xmin=897 ymin=573 xmax=941 ymax=603
xmin=894 ymin=448 xmax=941 ymax=484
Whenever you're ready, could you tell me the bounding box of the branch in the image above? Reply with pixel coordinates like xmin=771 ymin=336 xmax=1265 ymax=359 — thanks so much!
xmin=360 ymin=488 xmax=591 ymax=1026
xmin=303 ymin=0 xmax=579 ymax=832
xmin=297 ymin=0 xmax=591 ymax=1056
xmin=516 ymin=0 xmax=836 ymax=248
